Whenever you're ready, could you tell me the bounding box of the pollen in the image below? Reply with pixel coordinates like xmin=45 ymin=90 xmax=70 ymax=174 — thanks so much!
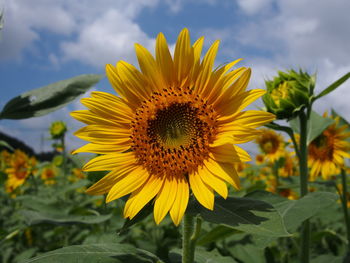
xmin=131 ymin=87 xmax=218 ymax=176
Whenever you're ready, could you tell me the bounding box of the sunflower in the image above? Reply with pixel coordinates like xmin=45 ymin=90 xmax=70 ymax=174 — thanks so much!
xmin=5 ymin=150 xmax=36 ymax=193
xmin=278 ymin=151 xmax=298 ymax=178
xmin=308 ymin=113 xmax=350 ymax=180
xmin=71 ymin=28 xmax=275 ymax=225
xmin=255 ymin=129 xmax=285 ymax=163
xmin=41 ymin=166 xmax=57 ymax=185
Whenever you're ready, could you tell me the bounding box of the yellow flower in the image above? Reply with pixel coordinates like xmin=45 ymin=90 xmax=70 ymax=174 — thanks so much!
xmin=278 ymin=151 xmax=298 ymax=178
xmin=5 ymin=150 xmax=36 ymax=193
xmin=278 ymin=188 xmax=298 ymax=200
xmin=41 ymin=166 xmax=57 ymax=185
xmin=308 ymin=114 xmax=350 ymax=180
xmin=71 ymin=28 xmax=275 ymax=225
xmin=255 ymin=129 xmax=285 ymax=163
xmin=270 ymin=81 xmax=290 ymax=108
xmin=50 ymin=121 xmax=67 ymax=139
xmin=0 ymin=150 xmax=11 ymax=170
xmin=69 ymin=168 xmax=86 ymax=182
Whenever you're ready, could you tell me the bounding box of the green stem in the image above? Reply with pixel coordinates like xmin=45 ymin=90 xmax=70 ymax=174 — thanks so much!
xmin=182 ymin=214 xmax=201 ymax=263
xmin=273 ymin=161 xmax=280 ymax=189
xmin=298 ymin=111 xmax=310 ymax=263
xmin=340 ymin=169 xmax=350 ymax=252
xmin=61 ymin=136 xmax=67 ymax=174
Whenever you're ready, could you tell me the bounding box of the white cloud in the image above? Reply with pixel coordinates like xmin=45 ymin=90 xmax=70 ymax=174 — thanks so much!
xmin=0 ymin=0 xmax=159 ymax=65
xmin=236 ymin=0 xmax=274 ymax=15
xmin=60 ymin=9 xmax=155 ymax=67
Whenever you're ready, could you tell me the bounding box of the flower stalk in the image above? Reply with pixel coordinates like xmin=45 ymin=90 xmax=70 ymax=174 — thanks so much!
xmin=182 ymin=214 xmax=202 ymax=263
xmin=340 ymin=168 xmax=350 ymax=252
xmin=298 ymin=110 xmax=310 ymax=263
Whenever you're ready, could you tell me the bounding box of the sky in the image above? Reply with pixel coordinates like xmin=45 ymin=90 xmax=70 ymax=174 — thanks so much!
xmin=0 ymin=0 xmax=350 ymax=155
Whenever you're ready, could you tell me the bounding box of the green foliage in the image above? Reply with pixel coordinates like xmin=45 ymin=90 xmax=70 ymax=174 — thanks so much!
xmin=0 ymin=140 xmax=14 ymax=151
xmin=21 ymin=244 xmax=161 ymax=263
xmin=289 ymin=110 xmax=334 ymax=145
xmin=20 ymin=210 xmax=112 ymax=226
xmin=170 ymin=248 xmax=237 ymax=263
xmin=0 ymin=74 xmax=104 ymax=120
xmin=246 ymin=190 xmax=338 ymax=233
xmin=187 ymin=196 xmax=289 ymax=237
xmin=314 ymin=72 xmax=350 ymax=101
xmin=263 ymin=69 xmax=315 ymax=120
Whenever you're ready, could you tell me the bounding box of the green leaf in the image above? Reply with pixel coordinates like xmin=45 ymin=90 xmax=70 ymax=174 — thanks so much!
xmin=22 ymin=243 xmax=161 ymax=263
xmin=13 ymin=248 xmax=38 ymax=263
xmin=0 ymin=9 xmax=3 ymax=35
xmin=227 ymin=244 xmax=265 ymax=263
xmin=187 ymin=196 xmax=289 ymax=237
xmin=315 ymin=72 xmax=350 ymax=100
xmin=0 ymin=140 xmax=14 ymax=151
xmin=310 ymin=254 xmax=343 ymax=263
xmin=245 ymin=190 xmax=338 ymax=233
xmin=118 ymin=202 xmax=153 ymax=235
xmin=20 ymin=210 xmax=112 ymax=226
xmin=169 ymin=248 xmax=237 ymax=263
xmin=197 ymin=225 xmax=237 ymax=246
xmin=0 ymin=74 xmax=104 ymax=119
xmin=289 ymin=111 xmax=334 ymax=145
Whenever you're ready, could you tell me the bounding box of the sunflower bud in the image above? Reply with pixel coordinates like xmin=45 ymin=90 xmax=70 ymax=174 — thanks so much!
xmin=263 ymin=69 xmax=315 ymax=120
xmin=49 ymin=121 xmax=67 ymax=139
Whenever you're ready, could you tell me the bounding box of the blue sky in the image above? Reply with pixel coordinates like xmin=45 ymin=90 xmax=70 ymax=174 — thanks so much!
xmin=1 ymin=0 xmax=350 ymax=153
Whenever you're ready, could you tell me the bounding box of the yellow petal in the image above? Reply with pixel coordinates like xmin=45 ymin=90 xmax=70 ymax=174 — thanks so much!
xmin=189 ymin=172 xmax=214 ymax=210
xmin=156 ymin=32 xmax=175 ymax=86
xmin=86 ymin=163 xmax=137 ymax=195
xmin=72 ymin=143 xmax=130 ymax=155
xmin=70 ymin=110 xmax=125 ymax=126
xmin=154 ymin=176 xmax=178 ymax=224
xmin=170 ymin=177 xmax=189 ymax=226
xmin=195 ymin=40 xmax=220 ymax=94
xmin=106 ymin=166 xmax=150 ymax=203
xmin=199 ymin=166 xmax=228 ymax=199
xmin=79 ymin=97 xmax=132 ymax=123
xmin=174 ymin=28 xmax=193 ymax=85
xmin=204 ymin=158 xmax=240 ymax=189
xmin=106 ymin=64 xmax=141 ymax=107
xmin=207 ymin=67 xmax=246 ymax=104
xmin=82 ymin=152 xmax=136 ymax=172
xmin=74 ymin=125 xmax=130 ymax=144
xmin=124 ymin=175 xmax=164 ymax=219
xmin=219 ymin=110 xmax=275 ymax=127
xmin=135 ymin=43 xmax=165 ymax=92
xmin=210 ymin=143 xmax=251 ymax=163
xmin=117 ymin=61 xmax=151 ymax=100
xmin=216 ymin=89 xmax=266 ymax=116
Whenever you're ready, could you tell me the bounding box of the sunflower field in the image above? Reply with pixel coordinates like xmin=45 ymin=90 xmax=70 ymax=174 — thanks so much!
xmin=1 ymin=28 xmax=350 ymax=263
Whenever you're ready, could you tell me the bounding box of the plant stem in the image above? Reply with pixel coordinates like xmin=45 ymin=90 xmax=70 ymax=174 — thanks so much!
xmin=273 ymin=161 xmax=280 ymax=188
xmin=298 ymin=111 xmax=310 ymax=263
xmin=61 ymin=136 xmax=67 ymax=174
xmin=182 ymin=214 xmax=201 ymax=263
xmin=340 ymin=168 xmax=350 ymax=252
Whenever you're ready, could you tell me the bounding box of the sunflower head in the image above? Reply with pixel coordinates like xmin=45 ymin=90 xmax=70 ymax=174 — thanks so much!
xmin=41 ymin=166 xmax=57 ymax=185
xmin=255 ymin=129 xmax=285 ymax=163
xmin=263 ymin=69 xmax=315 ymax=120
xmin=5 ymin=150 xmax=36 ymax=193
xmin=71 ymin=28 xmax=275 ymax=225
xmin=308 ymin=113 xmax=350 ymax=180
xmin=50 ymin=121 xmax=67 ymax=139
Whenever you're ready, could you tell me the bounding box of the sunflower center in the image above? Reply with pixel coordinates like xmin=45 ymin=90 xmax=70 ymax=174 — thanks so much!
xmin=148 ymin=103 xmax=198 ymax=149
xmin=260 ymin=136 xmax=279 ymax=154
xmin=309 ymin=133 xmax=334 ymax=161
xmin=130 ymin=87 xmax=218 ymax=176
